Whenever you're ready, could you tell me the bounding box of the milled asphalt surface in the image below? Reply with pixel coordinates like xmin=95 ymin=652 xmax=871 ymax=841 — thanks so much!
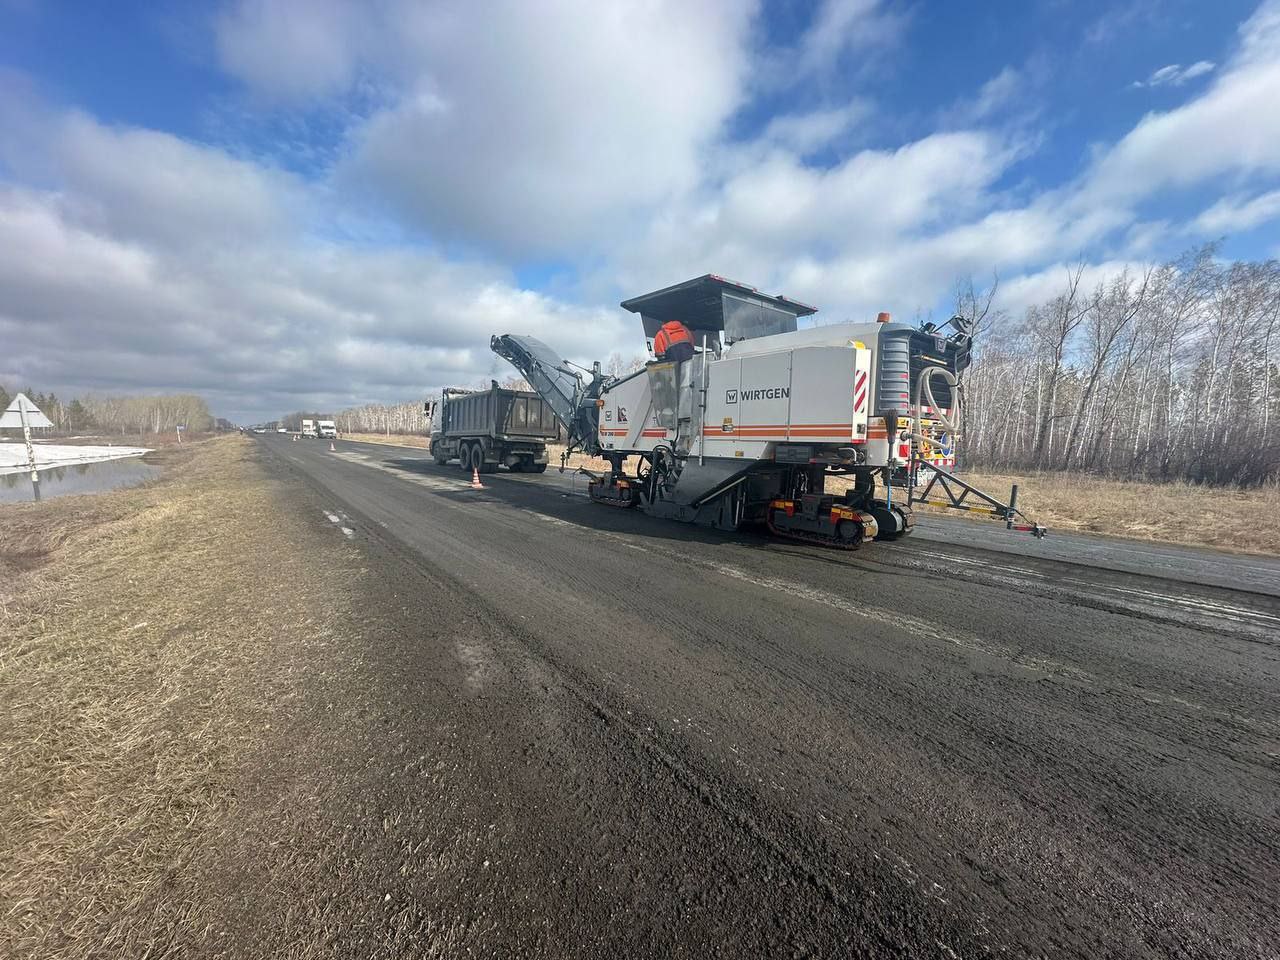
xmin=248 ymin=435 xmax=1280 ymax=958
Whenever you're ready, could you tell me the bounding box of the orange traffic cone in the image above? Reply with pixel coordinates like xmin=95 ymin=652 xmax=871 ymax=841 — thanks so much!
xmin=471 ymin=466 xmax=484 ymax=489
xmin=292 ymin=435 xmax=297 ymax=442
xmin=329 ymin=441 xmax=336 ymax=452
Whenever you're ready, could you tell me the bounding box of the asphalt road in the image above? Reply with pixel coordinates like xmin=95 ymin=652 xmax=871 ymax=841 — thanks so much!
xmin=253 ymin=435 xmax=1280 ymax=958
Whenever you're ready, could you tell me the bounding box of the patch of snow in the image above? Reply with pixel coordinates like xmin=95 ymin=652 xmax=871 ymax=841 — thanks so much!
xmin=0 ymin=443 xmax=152 ymax=476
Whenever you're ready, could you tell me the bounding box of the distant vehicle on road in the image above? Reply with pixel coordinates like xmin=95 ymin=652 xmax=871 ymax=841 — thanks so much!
xmin=253 ymin=428 xmax=266 ymax=434
xmin=428 ymin=384 xmax=557 ymax=473
xmin=301 ymin=419 xmax=317 ymax=439
xmin=277 ymin=427 xmax=288 ymax=433
xmin=317 ymin=420 xmax=337 ymax=439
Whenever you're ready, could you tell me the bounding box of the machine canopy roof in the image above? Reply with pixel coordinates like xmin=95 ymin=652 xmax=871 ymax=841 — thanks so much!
xmin=620 ymin=275 xmax=817 ymax=344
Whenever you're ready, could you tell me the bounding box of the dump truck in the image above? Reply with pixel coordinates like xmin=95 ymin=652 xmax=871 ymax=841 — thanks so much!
xmin=492 ymin=274 xmax=1043 ymax=548
xmin=427 ymin=383 xmax=559 ymax=473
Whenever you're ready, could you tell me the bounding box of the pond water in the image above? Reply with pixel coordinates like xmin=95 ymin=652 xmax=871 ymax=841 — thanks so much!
xmin=0 ymin=456 xmax=161 ymax=504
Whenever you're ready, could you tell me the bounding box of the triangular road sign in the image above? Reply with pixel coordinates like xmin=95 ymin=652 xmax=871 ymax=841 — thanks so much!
xmin=0 ymin=393 xmax=55 ymax=429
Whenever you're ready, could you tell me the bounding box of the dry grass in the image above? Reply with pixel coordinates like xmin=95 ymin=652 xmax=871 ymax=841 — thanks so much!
xmin=916 ymin=469 xmax=1280 ymax=555
xmin=0 ymin=436 xmax=358 ymax=959
xmin=824 ymin=466 xmax=1279 ymax=554
xmin=546 ymin=444 xmax=612 ymax=473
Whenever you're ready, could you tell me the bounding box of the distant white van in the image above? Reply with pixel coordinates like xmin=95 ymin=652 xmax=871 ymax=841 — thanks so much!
xmin=317 ymin=420 xmax=337 ymax=439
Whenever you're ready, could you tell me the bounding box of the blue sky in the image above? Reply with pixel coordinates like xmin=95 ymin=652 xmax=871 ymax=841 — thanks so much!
xmin=2 ymin=0 xmax=1278 ymax=421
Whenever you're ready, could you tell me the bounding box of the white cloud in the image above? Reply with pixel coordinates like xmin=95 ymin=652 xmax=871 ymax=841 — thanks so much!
xmin=1086 ymin=5 xmax=1280 ymax=205
xmin=8 ymin=0 xmax=1280 ymax=422
xmin=215 ymin=0 xmax=369 ymax=103
xmin=1085 ymin=0 xmax=1161 ymax=47
xmin=797 ymin=0 xmax=907 ymax=75
xmin=217 ymin=0 xmax=757 ymax=258
xmin=1192 ymin=188 xmax=1280 ymax=233
xmin=939 ymin=65 xmax=1027 ymax=130
xmin=761 ymin=101 xmax=872 ymax=154
xmin=1179 ymin=60 xmax=1217 ymax=82
xmin=1133 ymin=60 xmax=1216 ymax=88
xmin=995 ymin=260 xmax=1143 ymax=318
xmin=0 ymin=122 xmax=625 ymax=421
xmin=971 ymin=67 xmax=1022 ymax=119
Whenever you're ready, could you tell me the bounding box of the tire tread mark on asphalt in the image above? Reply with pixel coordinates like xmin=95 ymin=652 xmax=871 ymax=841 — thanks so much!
xmin=324 ymin=445 xmax=1276 ymax=731
xmin=885 ymin=549 xmax=1280 ymax=645
xmin=258 ymin=438 xmax=1280 ymax=956
xmin=525 ymin=513 xmax=1275 ymax=733
xmin=270 ymin=444 xmax=977 ymax=952
xmin=334 ymin=490 xmax=858 ymax=911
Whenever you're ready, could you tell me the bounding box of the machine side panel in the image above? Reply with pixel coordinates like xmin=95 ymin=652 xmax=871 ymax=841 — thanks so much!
xmin=788 ymin=346 xmax=856 ymax=441
xmin=699 ymin=358 xmax=774 ymax=460
xmin=728 ymin=352 xmax=792 ymax=441
xmin=598 ymin=376 xmax=662 ymax=452
xmin=698 ymin=356 xmax=740 ymax=454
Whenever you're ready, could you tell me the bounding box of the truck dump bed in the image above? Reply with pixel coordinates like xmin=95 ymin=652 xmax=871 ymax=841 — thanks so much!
xmin=441 ymin=386 xmax=559 ymax=440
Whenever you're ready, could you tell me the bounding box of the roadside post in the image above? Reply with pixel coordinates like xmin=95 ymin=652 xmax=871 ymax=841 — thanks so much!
xmin=177 ymin=424 xmax=185 ymax=444
xmin=21 ymin=403 xmax=38 ymax=500
xmin=0 ymin=393 xmax=55 ymax=502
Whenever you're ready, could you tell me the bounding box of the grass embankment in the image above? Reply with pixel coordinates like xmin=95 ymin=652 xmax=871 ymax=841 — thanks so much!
xmin=0 ymin=436 xmax=357 ymax=959
xmin=927 ymin=470 xmax=1280 ymax=554
xmin=827 ymin=466 xmax=1278 ymax=554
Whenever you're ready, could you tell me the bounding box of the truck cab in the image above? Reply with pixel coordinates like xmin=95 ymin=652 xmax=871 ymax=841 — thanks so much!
xmin=317 ymin=420 xmax=337 ymax=439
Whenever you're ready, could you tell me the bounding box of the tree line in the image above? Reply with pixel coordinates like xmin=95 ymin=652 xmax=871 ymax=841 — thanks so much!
xmin=0 ymin=386 xmax=215 ymax=436
xmin=279 ymin=402 xmax=429 ymax=435
xmin=958 ymin=244 xmax=1280 ymax=486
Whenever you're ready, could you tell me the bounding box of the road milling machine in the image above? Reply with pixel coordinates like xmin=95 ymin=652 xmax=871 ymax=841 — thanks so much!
xmin=492 ymin=274 xmax=1042 ymax=548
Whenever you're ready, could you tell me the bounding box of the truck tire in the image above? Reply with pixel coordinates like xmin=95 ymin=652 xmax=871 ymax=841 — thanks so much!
xmin=528 ymin=462 xmax=548 ymax=474
xmin=508 ymin=459 xmax=525 ymax=473
xmin=431 ymin=442 xmax=448 ymax=466
xmin=459 ymin=443 xmax=474 ymax=472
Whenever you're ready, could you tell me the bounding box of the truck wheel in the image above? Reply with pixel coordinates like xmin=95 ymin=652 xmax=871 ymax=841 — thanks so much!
xmin=528 ymin=462 xmax=548 ymax=474
xmin=508 ymin=459 xmax=525 ymax=473
xmin=431 ymin=442 xmax=448 ymax=466
xmin=459 ymin=443 xmax=474 ymax=472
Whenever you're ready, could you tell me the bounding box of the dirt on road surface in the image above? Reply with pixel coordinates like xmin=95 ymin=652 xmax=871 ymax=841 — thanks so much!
xmin=5 ymin=434 xmax=1278 ymax=958
xmin=248 ymin=436 xmax=1279 ymax=958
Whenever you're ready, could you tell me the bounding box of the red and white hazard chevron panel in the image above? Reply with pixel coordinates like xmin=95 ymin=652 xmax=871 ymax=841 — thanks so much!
xmin=852 ymin=345 xmax=872 ymax=440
